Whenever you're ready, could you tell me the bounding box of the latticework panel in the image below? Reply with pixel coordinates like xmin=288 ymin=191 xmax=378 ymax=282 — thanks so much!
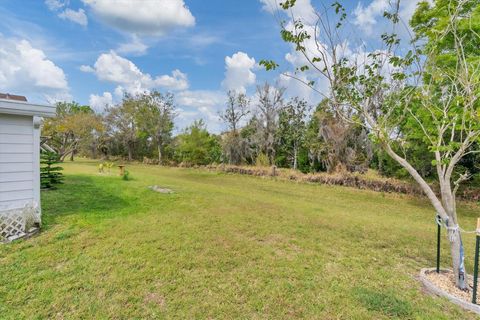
xmin=0 ymin=203 xmax=40 ymax=241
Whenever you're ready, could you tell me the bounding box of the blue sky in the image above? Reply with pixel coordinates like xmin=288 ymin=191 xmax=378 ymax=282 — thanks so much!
xmin=0 ymin=0 xmax=423 ymax=132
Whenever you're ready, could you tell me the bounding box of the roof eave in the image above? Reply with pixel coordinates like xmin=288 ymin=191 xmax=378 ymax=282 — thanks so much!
xmin=0 ymin=99 xmax=56 ymax=118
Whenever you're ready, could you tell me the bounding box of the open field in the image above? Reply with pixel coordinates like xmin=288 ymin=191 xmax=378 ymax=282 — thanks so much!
xmin=1 ymin=160 xmax=479 ymax=319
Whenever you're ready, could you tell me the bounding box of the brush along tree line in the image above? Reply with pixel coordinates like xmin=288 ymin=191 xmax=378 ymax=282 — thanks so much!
xmin=43 ymin=85 xmax=456 ymax=178
xmin=258 ymin=0 xmax=480 ymax=290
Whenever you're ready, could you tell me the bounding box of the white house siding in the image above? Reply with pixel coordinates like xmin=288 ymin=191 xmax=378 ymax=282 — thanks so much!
xmin=0 ymin=114 xmax=35 ymax=210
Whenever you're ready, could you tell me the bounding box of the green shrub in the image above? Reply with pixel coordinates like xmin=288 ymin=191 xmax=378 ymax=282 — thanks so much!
xmin=255 ymin=153 xmax=270 ymax=167
xmin=40 ymin=151 xmax=64 ymax=189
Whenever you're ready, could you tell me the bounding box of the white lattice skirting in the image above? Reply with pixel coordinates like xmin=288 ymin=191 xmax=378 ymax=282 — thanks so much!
xmin=0 ymin=203 xmax=40 ymax=241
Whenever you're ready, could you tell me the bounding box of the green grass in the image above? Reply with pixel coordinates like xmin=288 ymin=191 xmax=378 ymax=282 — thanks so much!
xmin=1 ymin=160 xmax=479 ymax=319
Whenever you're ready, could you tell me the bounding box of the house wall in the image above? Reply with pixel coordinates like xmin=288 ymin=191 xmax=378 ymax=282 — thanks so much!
xmin=0 ymin=113 xmax=36 ymax=210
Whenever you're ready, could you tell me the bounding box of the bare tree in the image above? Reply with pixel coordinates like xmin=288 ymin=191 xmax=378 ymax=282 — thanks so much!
xmin=220 ymin=90 xmax=250 ymax=133
xmin=219 ymin=91 xmax=250 ymax=165
xmin=256 ymin=83 xmax=286 ymax=165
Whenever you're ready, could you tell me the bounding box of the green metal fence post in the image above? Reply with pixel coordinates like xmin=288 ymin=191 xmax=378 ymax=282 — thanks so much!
xmin=472 ymin=218 xmax=480 ymax=304
xmin=436 ymin=215 xmax=441 ymax=273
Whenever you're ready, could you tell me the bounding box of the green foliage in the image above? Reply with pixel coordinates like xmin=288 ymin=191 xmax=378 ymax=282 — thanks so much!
xmin=135 ymin=91 xmax=175 ymax=164
xmin=255 ymin=152 xmax=270 ymax=167
xmin=40 ymin=151 xmax=64 ymax=189
xmin=122 ymin=170 xmax=130 ymax=181
xmin=276 ymin=97 xmax=310 ymax=170
xmin=174 ymin=120 xmax=221 ymax=166
xmin=259 ymin=60 xmax=279 ymax=71
xmin=43 ymin=101 xmax=103 ymax=161
xmin=98 ymin=162 xmax=114 ymax=174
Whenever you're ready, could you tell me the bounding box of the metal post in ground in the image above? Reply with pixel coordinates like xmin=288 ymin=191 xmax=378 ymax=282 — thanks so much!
xmin=472 ymin=218 xmax=480 ymax=304
xmin=436 ymin=214 xmax=441 ymax=273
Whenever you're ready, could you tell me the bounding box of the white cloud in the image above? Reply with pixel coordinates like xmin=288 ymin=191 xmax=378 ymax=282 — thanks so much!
xmin=58 ymin=8 xmax=88 ymax=26
xmin=45 ymin=91 xmax=73 ymax=104
xmin=79 ymin=64 xmax=94 ymax=72
xmin=260 ymin=0 xmax=316 ymax=24
xmin=82 ymin=0 xmax=195 ymax=36
xmin=45 ymin=0 xmax=65 ymax=11
xmin=155 ymin=69 xmax=188 ymax=90
xmin=82 ymin=51 xmax=189 ymax=96
xmin=177 ymin=90 xmax=224 ymax=109
xmin=353 ymin=0 xmax=390 ymax=34
xmin=0 ymin=36 xmax=69 ymax=98
xmin=353 ymin=0 xmax=431 ymax=35
xmin=188 ymin=34 xmax=221 ymax=48
xmin=222 ymin=52 xmax=256 ymax=94
xmin=89 ymin=91 xmax=113 ymax=111
xmin=117 ymin=36 xmax=148 ymax=56
xmin=176 ymin=90 xmax=226 ymax=132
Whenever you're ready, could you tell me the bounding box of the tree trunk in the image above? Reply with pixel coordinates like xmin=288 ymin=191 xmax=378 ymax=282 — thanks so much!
xmin=70 ymin=150 xmax=74 ymax=162
xmin=293 ymin=144 xmax=298 ymax=170
xmin=382 ymin=142 xmax=468 ymax=290
xmin=449 ymin=228 xmax=467 ymax=290
xmin=157 ymin=143 xmax=162 ymax=165
xmin=128 ymin=145 xmax=133 ymax=161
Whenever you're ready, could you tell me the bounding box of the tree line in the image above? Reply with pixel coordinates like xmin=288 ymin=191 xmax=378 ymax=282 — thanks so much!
xmin=42 ymin=80 xmax=478 ymax=182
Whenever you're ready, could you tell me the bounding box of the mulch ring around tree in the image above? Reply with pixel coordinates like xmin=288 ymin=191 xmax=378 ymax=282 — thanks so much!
xmin=419 ymin=268 xmax=480 ymax=314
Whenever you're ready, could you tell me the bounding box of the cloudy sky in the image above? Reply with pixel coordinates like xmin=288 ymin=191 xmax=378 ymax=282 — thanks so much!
xmin=0 ymin=0 xmax=424 ymax=132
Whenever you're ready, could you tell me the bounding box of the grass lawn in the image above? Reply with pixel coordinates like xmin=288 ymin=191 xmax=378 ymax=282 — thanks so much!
xmin=1 ymin=160 xmax=479 ymax=319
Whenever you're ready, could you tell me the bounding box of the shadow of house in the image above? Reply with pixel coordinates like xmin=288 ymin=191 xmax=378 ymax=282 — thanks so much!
xmin=41 ymin=175 xmax=131 ymax=228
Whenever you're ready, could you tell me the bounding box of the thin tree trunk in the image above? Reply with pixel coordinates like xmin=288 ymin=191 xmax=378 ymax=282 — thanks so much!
xmin=384 ymin=142 xmax=468 ymax=289
xmin=449 ymin=228 xmax=467 ymax=289
xmin=128 ymin=145 xmax=132 ymax=161
xmin=293 ymin=144 xmax=298 ymax=170
xmin=157 ymin=143 xmax=162 ymax=165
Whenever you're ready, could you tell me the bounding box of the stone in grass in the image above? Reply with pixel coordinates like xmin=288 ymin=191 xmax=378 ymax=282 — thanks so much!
xmin=148 ymin=185 xmax=174 ymax=194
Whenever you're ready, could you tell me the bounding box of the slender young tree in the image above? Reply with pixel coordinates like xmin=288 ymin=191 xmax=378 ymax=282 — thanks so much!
xmin=220 ymin=90 xmax=250 ymax=133
xmin=278 ymin=97 xmax=310 ymax=170
xmin=261 ymin=0 xmax=480 ymax=289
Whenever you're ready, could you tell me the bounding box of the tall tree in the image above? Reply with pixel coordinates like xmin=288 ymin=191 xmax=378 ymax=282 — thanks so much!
xmin=277 ymin=97 xmax=310 ymax=170
xmin=256 ymin=83 xmax=285 ymax=165
xmin=105 ymin=95 xmax=139 ymax=161
xmin=262 ymin=0 xmax=480 ymax=289
xmin=136 ymin=91 xmax=175 ymax=165
xmin=219 ymin=91 xmax=250 ymax=164
xmin=43 ymin=102 xmax=103 ymax=161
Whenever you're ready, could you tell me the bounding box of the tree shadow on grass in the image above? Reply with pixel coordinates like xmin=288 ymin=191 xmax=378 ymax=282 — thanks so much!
xmin=41 ymin=175 xmax=132 ymax=229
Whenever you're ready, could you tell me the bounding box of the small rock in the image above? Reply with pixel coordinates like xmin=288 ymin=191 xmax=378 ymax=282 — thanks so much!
xmin=148 ymin=185 xmax=174 ymax=194
xmin=7 ymin=232 xmax=26 ymax=241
